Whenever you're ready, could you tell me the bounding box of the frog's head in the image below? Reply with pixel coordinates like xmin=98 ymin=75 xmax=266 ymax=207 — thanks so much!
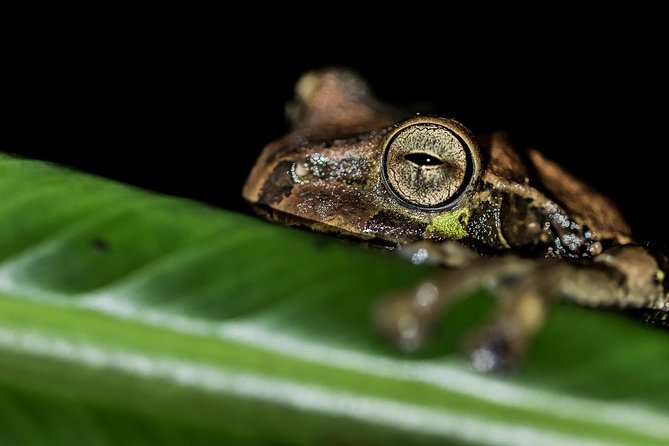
xmin=242 ymin=69 xmax=484 ymax=245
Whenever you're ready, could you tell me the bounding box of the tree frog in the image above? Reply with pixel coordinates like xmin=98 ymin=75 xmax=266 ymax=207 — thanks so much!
xmin=243 ymin=69 xmax=669 ymax=372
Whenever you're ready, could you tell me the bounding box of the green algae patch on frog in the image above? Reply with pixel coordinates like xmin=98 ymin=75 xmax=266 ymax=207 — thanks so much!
xmin=426 ymin=207 xmax=471 ymax=239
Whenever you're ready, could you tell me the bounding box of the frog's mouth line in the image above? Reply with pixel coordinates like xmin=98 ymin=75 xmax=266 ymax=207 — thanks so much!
xmin=248 ymin=203 xmax=399 ymax=251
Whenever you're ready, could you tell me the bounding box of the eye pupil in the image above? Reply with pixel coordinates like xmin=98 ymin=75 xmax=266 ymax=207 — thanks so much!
xmin=381 ymin=118 xmax=481 ymax=210
xmin=404 ymin=152 xmax=444 ymax=167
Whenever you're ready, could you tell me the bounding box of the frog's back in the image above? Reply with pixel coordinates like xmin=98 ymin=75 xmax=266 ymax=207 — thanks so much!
xmin=475 ymin=133 xmax=632 ymax=257
xmin=528 ymin=149 xmax=631 ymax=244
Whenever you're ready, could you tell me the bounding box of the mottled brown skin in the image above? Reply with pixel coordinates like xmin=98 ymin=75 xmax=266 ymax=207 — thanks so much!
xmin=243 ymin=69 xmax=669 ymax=372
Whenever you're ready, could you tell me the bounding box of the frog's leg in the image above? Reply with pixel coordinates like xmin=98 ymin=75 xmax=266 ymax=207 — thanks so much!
xmin=397 ymin=241 xmax=481 ymax=268
xmin=375 ymin=245 xmax=667 ymax=372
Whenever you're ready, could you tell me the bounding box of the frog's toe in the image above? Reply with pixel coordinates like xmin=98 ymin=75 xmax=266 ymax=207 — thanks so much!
xmin=466 ymin=327 xmax=522 ymax=373
xmin=373 ymin=288 xmax=441 ymax=353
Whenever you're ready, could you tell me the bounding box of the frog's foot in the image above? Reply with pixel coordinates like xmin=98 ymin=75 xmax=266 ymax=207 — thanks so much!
xmin=375 ymin=245 xmax=666 ymax=372
xmin=375 ymin=261 xmax=549 ymax=371
xmin=374 ymin=256 xmax=537 ymax=358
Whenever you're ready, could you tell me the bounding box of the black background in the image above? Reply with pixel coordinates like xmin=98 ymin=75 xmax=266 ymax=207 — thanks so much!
xmin=2 ymin=27 xmax=667 ymax=246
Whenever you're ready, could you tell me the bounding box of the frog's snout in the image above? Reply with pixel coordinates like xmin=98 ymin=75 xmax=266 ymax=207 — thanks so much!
xmin=242 ymin=136 xmax=298 ymax=206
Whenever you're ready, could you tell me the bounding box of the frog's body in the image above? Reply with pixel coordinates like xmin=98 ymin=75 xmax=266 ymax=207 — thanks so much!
xmin=243 ymin=69 xmax=669 ymax=371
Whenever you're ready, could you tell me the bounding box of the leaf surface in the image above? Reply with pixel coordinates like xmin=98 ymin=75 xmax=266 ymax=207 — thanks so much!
xmin=0 ymin=154 xmax=668 ymax=445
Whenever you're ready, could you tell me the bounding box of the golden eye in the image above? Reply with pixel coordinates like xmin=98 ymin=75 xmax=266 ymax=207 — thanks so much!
xmin=382 ymin=117 xmax=480 ymax=209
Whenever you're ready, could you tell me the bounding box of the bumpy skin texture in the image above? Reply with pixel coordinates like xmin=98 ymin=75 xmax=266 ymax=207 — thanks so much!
xmin=243 ymin=69 xmax=669 ymax=372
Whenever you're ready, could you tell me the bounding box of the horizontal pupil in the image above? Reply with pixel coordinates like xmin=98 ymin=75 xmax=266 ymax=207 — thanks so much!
xmin=404 ymin=152 xmax=444 ymax=166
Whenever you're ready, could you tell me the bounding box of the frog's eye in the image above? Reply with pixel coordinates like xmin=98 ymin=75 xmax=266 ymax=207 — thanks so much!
xmin=382 ymin=117 xmax=481 ymax=209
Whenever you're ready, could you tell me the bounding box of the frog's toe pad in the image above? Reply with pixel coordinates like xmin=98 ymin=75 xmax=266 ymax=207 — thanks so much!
xmin=374 ymin=295 xmax=432 ymax=353
xmin=466 ymin=329 xmax=520 ymax=373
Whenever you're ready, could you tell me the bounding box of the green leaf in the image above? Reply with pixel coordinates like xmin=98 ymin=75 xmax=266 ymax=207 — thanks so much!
xmin=0 ymin=153 xmax=668 ymax=446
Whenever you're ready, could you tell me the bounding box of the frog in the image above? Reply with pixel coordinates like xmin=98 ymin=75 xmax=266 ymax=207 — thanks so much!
xmin=242 ymin=68 xmax=669 ymax=372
